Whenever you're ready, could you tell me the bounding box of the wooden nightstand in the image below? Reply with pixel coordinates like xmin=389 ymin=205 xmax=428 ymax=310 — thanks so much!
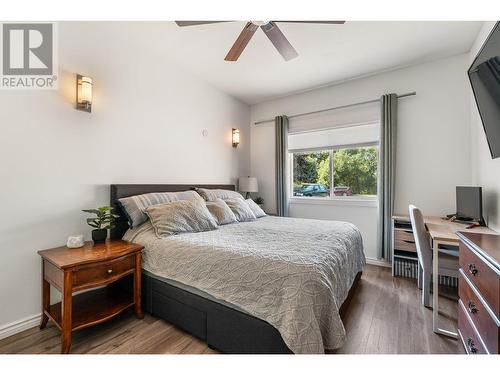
xmin=38 ymin=240 xmax=144 ymax=353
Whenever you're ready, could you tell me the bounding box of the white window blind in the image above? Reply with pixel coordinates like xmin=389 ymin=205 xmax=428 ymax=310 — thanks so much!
xmin=288 ymin=100 xmax=380 ymax=133
xmin=287 ymin=101 xmax=380 ymax=152
xmin=288 ymin=123 xmax=379 ymax=152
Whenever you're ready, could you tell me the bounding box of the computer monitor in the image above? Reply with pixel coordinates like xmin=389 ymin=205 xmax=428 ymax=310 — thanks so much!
xmin=456 ymin=186 xmax=484 ymax=224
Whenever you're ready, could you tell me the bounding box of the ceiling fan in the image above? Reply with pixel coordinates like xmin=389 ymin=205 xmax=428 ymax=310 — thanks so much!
xmin=175 ymin=21 xmax=345 ymax=62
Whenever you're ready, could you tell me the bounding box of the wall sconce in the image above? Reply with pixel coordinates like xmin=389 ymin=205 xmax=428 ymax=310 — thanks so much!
xmin=232 ymin=128 xmax=240 ymax=148
xmin=76 ymin=74 xmax=93 ymax=112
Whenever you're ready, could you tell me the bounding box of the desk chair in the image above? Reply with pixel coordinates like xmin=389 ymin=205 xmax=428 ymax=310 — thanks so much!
xmin=408 ymin=205 xmax=459 ymax=307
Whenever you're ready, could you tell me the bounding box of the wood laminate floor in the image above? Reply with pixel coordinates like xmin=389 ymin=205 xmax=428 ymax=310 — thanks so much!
xmin=0 ymin=264 xmax=459 ymax=354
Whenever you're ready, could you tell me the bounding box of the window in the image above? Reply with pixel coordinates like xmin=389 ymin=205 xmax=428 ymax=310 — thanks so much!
xmin=291 ymin=145 xmax=378 ymax=199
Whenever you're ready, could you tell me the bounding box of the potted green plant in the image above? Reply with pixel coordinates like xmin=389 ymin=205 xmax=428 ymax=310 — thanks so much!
xmin=82 ymin=206 xmax=119 ymax=243
xmin=254 ymin=196 xmax=264 ymax=209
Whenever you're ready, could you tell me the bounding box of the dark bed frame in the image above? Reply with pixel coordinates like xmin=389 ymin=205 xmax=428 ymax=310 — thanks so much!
xmin=110 ymin=184 xmax=361 ymax=354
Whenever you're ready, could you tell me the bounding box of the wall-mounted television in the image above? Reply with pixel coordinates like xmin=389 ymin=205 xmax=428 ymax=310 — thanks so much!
xmin=468 ymin=22 xmax=500 ymax=159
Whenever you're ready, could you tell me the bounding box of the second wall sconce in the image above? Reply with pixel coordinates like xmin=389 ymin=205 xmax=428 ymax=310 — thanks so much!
xmin=76 ymin=74 xmax=93 ymax=112
xmin=232 ymin=128 xmax=240 ymax=148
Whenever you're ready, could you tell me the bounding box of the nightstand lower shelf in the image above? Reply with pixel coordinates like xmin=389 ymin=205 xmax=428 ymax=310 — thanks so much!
xmin=45 ymin=286 xmax=134 ymax=332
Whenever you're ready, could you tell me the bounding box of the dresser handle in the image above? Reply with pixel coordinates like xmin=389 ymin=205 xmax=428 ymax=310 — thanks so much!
xmin=468 ymin=264 xmax=478 ymax=276
xmin=466 ymin=338 xmax=477 ymax=354
xmin=107 ymin=269 xmax=113 ymax=274
xmin=467 ymin=301 xmax=478 ymax=314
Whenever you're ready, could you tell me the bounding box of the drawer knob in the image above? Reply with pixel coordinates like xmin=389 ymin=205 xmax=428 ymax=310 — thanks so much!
xmin=107 ymin=269 xmax=113 ymax=274
xmin=466 ymin=338 xmax=477 ymax=354
xmin=467 ymin=301 xmax=478 ymax=314
xmin=468 ymin=263 xmax=478 ymax=276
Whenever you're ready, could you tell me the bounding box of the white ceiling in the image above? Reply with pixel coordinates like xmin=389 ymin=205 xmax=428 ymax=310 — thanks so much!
xmin=159 ymin=21 xmax=483 ymax=104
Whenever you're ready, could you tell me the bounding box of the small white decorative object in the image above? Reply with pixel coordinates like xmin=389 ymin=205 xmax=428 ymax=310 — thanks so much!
xmin=67 ymin=234 xmax=84 ymax=248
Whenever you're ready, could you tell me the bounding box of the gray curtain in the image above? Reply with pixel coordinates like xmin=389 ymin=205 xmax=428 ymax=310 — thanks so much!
xmin=275 ymin=115 xmax=289 ymax=217
xmin=377 ymin=94 xmax=397 ymax=260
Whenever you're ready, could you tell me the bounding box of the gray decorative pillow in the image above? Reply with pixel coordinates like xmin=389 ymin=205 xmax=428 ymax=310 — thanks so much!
xmin=145 ymin=199 xmax=218 ymax=238
xmin=118 ymin=190 xmax=202 ymax=228
xmin=196 ymin=188 xmax=244 ymax=202
xmin=206 ymin=198 xmax=238 ymax=225
xmin=246 ymin=198 xmax=266 ymax=218
xmin=224 ymin=198 xmax=257 ymax=222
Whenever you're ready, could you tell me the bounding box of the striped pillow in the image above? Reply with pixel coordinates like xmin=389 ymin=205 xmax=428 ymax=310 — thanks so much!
xmin=196 ymin=188 xmax=244 ymax=202
xmin=118 ymin=190 xmax=202 ymax=228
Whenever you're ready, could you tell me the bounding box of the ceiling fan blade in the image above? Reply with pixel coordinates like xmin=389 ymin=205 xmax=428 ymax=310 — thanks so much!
xmin=224 ymin=22 xmax=259 ymax=61
xmin=260 ymin=22 xmax=298 ymax=61
xmin=274 ymin=21 xmax=345 ymax=24
xmin=175 ymin=21 xmax=231 ymax=27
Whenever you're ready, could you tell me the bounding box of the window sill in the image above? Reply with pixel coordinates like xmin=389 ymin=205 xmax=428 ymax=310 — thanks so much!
xmin=289 ymin=196 xmax=378 ymax=207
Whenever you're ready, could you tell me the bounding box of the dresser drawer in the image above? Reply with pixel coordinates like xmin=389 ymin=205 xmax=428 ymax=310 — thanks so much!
xmin=394 ymin=229 xmax=414 ymax=242
xmin=394 ymin=239 xmax=416 ymax=252
xmin=72 ymin=255 xmax=135 ymax=291
xmin=459 ymin=243 xmax=500 ymax=317
xmin=458 ymin=300 xmax=488 ymax=354
xmin=459 ymin=271 xmax=499 ymax=353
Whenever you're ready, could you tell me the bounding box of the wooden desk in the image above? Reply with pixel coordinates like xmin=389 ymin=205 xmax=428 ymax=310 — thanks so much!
xmin=425 ymin=216 xmax=494 ymax=243
xmin=393 ymin=215 xmax=496 ymax=339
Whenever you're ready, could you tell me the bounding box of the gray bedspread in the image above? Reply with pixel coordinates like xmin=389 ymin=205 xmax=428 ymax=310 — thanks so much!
xmin=123 ymin=216 xmax=365 ymax=353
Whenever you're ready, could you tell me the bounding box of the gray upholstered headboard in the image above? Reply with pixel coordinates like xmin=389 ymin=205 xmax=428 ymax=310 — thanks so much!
xmin=110 ymin=184 xmax=235 ymax=239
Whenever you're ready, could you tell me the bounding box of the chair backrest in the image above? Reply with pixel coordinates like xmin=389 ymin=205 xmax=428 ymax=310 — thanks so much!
xmin=408 ymin=204 xmax=432 ymax=271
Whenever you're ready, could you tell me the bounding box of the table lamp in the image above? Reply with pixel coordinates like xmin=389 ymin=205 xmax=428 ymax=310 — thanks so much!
xmin=238 ymin=176 xmax=258 ymax=199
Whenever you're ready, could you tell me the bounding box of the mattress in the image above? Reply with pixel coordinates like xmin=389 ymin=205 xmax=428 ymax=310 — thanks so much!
xmin=123 ymin=215 xmax=365 ymax=353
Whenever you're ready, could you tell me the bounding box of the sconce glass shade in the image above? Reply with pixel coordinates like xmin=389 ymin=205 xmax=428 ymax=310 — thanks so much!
xmin=232 ymin=128 xmax=240 ymax=147
xmin=76 ymin=75 xmax=92 ymax=112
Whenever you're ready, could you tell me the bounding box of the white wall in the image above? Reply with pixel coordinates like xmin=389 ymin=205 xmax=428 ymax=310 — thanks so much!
xmin=251 ymin=54 xmax=473 ymax=260
xmin=0 ymin=22 xmax=250 ymax=329
xmin=469 ymin=22 xmax=500 ymax=232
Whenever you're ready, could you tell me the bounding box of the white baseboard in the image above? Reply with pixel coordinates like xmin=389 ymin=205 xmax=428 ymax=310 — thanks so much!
xmin=0 ymin=313 xmax=41 ymax=340
xmin=365 ymin=257 xmax=391 ymax=268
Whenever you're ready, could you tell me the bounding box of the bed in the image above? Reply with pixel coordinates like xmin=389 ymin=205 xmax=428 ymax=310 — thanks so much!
xmin=110 ymin=184 xmax=365 ymax=354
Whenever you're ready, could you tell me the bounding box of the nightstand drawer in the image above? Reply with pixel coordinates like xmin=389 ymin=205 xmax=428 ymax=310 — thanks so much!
xmin=72 ymin=255 xmax=135 ymax=291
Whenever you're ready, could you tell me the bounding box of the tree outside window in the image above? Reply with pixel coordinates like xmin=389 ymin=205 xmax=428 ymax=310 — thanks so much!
xmin=292 ymin=145 xmax=378 ymax=198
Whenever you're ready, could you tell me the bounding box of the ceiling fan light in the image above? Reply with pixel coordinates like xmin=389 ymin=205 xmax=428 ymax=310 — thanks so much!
xmin=250 ymin=21 xmax=269 ymax=27
xmin=179 ymin=20 xmax=345 ymax=62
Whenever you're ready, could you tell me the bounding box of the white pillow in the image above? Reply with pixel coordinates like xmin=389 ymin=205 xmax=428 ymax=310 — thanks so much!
xmin=246 ymin=199 xmax=266 ymax=218
xmin=206 ymin=199 xmax=238 ymax=225
xmin=145 ymin=199 xmax=218 ymax=238
xmin=224 ymin=198 xmax=257 ymax=222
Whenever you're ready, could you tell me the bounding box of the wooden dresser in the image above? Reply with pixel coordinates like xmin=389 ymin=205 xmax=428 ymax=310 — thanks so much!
xmin=457 ymin=232 xmax=500 ymax=354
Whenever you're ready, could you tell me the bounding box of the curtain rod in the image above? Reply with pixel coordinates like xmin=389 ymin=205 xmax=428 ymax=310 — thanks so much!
xmin=253 ymin=91 xmax=416 ymax=125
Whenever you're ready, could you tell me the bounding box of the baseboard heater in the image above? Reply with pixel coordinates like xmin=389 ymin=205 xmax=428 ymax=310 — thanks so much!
xmin=393 ymin=256 xmax=458 ymax=288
